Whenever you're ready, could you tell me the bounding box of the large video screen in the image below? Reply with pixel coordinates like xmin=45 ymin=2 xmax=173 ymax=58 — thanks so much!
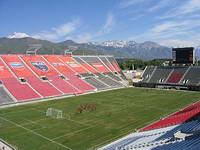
xmin=172 ymin=47 xmax=194 ymax=64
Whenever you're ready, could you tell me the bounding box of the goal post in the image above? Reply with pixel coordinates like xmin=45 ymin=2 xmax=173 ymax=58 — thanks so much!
xmin=46 ymin=108 xmax=63 ymax=119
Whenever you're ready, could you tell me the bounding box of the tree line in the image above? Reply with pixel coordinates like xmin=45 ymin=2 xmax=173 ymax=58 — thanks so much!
xmin=117 ymin=59 xmax=163 ymax=70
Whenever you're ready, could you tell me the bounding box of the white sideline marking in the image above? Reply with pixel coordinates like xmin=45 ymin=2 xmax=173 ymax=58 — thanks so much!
xmin=0 ymin=116 xmax=72 ymax=150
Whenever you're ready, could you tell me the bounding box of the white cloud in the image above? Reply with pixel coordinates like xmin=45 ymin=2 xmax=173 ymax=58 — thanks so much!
xmin=53 ymin=18 xmax=80 ymax=36
xmin=119 ymin=0 xmax=148 ymax=8
xmin=98 ymin=13 xmax=114 ymax=35
xmin=32 ymin=18 xmax=80 ymax=40
xmin=72 ymin=13 xmax=115 ymax=43
xmin=159 ymin=0 xmax=200 ymax=19
xmin=7 ymin=32 xmax=30 ymax=39
xmin=150 ymin=21 xmax=190 ymax=33
xmin=130 ymin=19 xmax=200 ymax=47
xmin=148 ymin=0 xmax=173 ymax=12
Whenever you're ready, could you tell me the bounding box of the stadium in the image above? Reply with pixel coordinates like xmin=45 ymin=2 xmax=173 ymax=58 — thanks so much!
xmin=1 ymin=1 xmax=200 ymax=150
xmin=0 ymin=47 xmax=200 ymax=150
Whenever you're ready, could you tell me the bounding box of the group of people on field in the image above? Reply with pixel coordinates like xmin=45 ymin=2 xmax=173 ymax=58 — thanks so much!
xmin=76 ymin=104 xmax=96 ymax=113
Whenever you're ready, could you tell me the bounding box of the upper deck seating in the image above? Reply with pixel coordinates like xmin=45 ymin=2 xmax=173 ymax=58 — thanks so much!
xmin=0 ymin=59 xmax=41 ymax=101
xmin=180 ymin=66 xmax=200 ymax=85
xmin=167 ymin=67 xmax=188 ymax=83
xmin=80 ymin=56 xmax=110 ymax=73
xmin=149 ymin=67 xmax=173 ymax=84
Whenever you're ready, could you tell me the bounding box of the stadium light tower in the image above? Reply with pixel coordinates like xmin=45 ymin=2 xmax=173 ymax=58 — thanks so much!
xmin=26 ymin=44 xmax=42 ymax=55
xmin=64 ymin=46 xmax=78 ymax=55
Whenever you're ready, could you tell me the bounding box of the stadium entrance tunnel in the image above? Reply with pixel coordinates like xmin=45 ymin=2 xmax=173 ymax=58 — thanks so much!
xmin=59 ymin=75 xmax=67 ymax=80
xmin=40 ymin=76 xmax=49 ymax=81
xmin=19 ymin=78 xmax=27 ymax=83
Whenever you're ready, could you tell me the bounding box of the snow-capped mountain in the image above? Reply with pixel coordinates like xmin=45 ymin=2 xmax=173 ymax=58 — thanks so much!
xmin=99 ymin=40 xmax=137 ymax=48
xmin=7 ymin=32 xmax=30 ymax=39
xmin=88 ymin=40 xmax=172 ymax=59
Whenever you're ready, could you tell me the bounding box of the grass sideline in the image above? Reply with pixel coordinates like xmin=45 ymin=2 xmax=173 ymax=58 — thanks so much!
xmin=0 ymin=88 xmax=200 ymax=150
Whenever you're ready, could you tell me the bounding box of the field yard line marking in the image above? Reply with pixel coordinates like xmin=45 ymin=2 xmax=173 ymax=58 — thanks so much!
xmin=0 ymin=116 xmax=72 ymax=150
xmin=24 ymin=119 xmax=40 ymax=125
xmin=52 ymin=126 xmax=94 ymax=140
xmin=32 ymin=126 xmax=47 ymax=131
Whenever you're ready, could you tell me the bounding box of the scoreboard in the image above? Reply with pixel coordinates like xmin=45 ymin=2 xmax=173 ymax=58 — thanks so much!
xmin=172 ymin=47 xmax=194 ymax=64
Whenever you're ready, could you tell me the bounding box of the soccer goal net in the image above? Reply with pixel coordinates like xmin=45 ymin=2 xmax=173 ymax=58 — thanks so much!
xmin=46 ymin=108 xmax=63 ymax=119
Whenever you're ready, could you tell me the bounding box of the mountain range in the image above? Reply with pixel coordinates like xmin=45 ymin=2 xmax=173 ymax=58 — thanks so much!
xmin=0 ymin=37 xmax=181 ymax=60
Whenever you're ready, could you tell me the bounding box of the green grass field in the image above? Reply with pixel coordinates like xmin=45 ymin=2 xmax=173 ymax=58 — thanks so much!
xmin=0 ymin=88 xmax=200 ymax=150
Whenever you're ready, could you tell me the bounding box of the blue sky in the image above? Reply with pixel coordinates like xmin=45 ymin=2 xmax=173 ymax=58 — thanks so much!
xmin=1 ymin=0 xmax=200 ymax=47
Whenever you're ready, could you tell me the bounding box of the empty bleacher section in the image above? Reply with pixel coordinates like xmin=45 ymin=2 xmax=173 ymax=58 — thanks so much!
xmin=2 ymin=55 xmax=62 ymax=97
xmin=79 ymin=56 xmax=110 ymax=73
xmin=73 ymin=56 xmax=98 ymax=73
xmin=56 ymin=56 xmax=96 ymax=92
xmin=0 ymin=55 xmax=125 ymax=104
xmin=142 ymin=66 xmax=156 ymax=82
xmin=0 ymin=59 xmax=41 ymax=101
xmin=140 ymin=101 xmax=200 ymax=131
xmin=180 ymin=66 xmax=200 ymax=85
xmin=100 ymin=117 xmax=200 ymax=150
xmin=167 ymin=67 xmax=188 ymax=84
xmin=0 ymin=86 xmax=14 ymax=104
xmin=59 ymin=56 xmax=89 ymax=74
xmin=99 ymin=56 xmax=116 ymax=72
xmin=84 ymin=77 xmax=109 ymax=90
xmin=21 ymin=55 xmax=82 ymax=95
xmin=148 ymin=67 xmax=173 ymax=84
xmin=107 ymin=56 xmax=121 ymax=72
xmin=95 ymin=73 xmax=123 ymax=88
xmin=141 ymin=66 xmax=200 ymax=90
xmin=106 ymin=56 xmax=127 ymax=80
xmin=103 ymin=72 xmax=122 ymax=81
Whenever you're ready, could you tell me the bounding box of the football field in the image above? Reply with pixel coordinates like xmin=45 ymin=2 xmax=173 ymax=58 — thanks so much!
xmin=0 ymin=88 xmax=200 ymax=150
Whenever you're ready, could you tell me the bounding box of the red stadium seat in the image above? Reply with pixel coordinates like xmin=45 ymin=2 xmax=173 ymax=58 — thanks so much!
xmin=167 ymin=73 xmax=183 ymax=83
xmin=140 ymin=101 xmax=200 ymax=131
xmin=0 ymin=58 xmax=41 ymax=101
xmin=58 ymin=56 xmax=89 ymax=74
xmin=3 ymin=55 xmax=62 ymax=97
